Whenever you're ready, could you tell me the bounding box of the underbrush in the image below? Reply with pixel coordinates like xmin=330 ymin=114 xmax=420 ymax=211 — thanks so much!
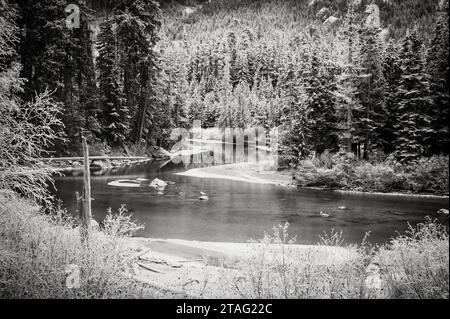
xmin=294 ymin=152 xmax=449 ymax=195
xmin=226 ymin=219 xmax=449 ymax=299
xmin=0 ymin=192 xmax=153 ymax=299
xmin=377 ymin=217 xmax=449 ymax=298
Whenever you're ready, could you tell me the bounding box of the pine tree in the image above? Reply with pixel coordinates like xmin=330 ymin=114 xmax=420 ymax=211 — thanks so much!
xmin=114 ymin=0 xmax=161 ymax=143
xmin=355 ymin=23 xmax=386 ymax=159
xmin=279 ymin=73 xmax=311 ymax=166
xmin=17 ymin=0 xmax=99 ymax=154
xmin=394 ymin=30 xmax=432 ymax=163
xmin=381 ymin=40 xmax=402 ymax=154
xmin=426 ymin=11 xmax=449 ymax=155
xmin=334 ymin=69 xmax=363 ymax=155
xmin=303 ymin=52 xmax=338 ymax=155
xmin=97 ymin=18 xmax=129 ymax=145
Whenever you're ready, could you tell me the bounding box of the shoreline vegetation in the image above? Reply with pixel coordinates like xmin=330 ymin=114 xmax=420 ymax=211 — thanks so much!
xmin=0 ymin=192 xmax=448 ymax=299
xmin=173 ymin=148 xmax=449 ymax=198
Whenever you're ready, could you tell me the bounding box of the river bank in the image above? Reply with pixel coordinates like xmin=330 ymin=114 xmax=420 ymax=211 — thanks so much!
xmin=123 ymin=236 xmax=359 ymax=298
xmin=176 ymin=162 xmax=293 ymax=186
xmin=1 ymin=192 xmax=448 ymax=299
xmin=176 ymin=161 xmax=450 ymax=199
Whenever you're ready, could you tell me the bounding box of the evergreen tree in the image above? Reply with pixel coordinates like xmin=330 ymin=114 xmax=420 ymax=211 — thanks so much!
xmin=394 ymin=30 xmax=432 ymax=163
xmin=97 ymin=18 xmax=129 ymax=145
xmin=114 ymin=0 xmax=161 ymax=143
xmin=17 ymin=0 xmax=99 ymax=154
xmin=355 ymin=24 xmax=386 ymax=159
xmin=279 ymin=71 xmax=311 ymax=166
xmin=303 ymin=52 xmax=338 ymax=155
xmin=381 ymin=40 xmax=402 ymax=154
xmin=426 ymin=11 xmax=449 ymax=155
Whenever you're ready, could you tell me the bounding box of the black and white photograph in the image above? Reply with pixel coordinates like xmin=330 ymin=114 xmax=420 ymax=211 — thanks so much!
xmin=0 ymin=0 xmax=449 ymax=305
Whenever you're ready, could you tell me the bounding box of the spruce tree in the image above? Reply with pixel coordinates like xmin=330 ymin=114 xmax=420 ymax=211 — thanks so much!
xmin=394 ymin=30 xmax=432 ymax=163
xmin=97 ymin=18 xmax=129 ymax=145
xmin=355 ymin=24 xmax=386 ymax=159
xmin=426 ymin=12 xmax=449 ymax=155
xmin=381 ymin=40 xmax=402 ymax=154
xmin=114 ymin=0 xmax=161 ymax=143
xmin=303 ymin=51 xmax=338 ymax=155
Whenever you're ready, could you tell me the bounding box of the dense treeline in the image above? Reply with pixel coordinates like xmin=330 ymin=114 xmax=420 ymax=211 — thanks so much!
xmin=158 ymin=0 xmax=449 ymax=164
xmin=15 ymin=0 xmax=161 ymax=155
xmin=5 ymin=0 xmax=450 ymax=164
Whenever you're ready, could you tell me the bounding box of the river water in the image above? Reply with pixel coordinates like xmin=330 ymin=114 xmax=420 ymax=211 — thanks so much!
xmin=51 ymin=161 xmax=449 ymax=245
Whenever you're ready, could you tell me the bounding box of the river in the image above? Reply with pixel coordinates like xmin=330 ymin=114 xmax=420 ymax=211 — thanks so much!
xmin=51 ymin=161 xmax=449 ymax=245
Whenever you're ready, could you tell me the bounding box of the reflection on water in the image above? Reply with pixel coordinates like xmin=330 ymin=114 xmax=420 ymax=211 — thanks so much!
xmin=51 ymin=161 xmax=449 ymax=245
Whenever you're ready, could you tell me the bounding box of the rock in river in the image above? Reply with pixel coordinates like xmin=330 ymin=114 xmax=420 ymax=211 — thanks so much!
xmin=149 ymin=178 xmax=168 ymax=190
xmin=198 ymin=192 xmax=209 ymax=200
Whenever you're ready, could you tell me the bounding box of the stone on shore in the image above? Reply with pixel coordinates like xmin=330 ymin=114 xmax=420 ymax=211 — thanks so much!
xmin=91 ymin=160 xmax=107 ymax=170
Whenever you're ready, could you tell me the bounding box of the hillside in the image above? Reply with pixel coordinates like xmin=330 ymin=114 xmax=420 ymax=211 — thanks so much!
xmin=158 ymin=0 xmax=443 ymax=43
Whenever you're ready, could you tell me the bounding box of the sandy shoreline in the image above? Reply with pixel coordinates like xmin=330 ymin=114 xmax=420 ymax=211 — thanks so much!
xmin=124 ymin=236 xmax=358 ymax=297
xmin=176 ymin=162 xmax=294 ymax=186
xmin=128 ymin=237 xmax=356 ymax=263
xmin=176 ymin=162 xmax=449 ymax=199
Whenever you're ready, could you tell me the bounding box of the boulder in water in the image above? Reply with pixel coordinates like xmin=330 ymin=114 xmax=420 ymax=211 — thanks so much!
xmin=111 ymin=160 xmax=121 ymax=167
xmin=338 ymin=206 xmax=347 ymax=210
xmin=319 ymin=211 xmax=330 ymax=217
xmin=198 ymin=192 xmax=209 ymax=200
xmin=91 ymin=160 xmax=106 ymax=170
xmin=149 ymin=178 xmax=168 ymax=190
xmin=437 ymin=209 xmax=449 ymax=215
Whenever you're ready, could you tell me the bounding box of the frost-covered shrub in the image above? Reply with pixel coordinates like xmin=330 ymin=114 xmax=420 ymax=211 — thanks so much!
xmin=377 ymin=218 xmax=449 ymax=299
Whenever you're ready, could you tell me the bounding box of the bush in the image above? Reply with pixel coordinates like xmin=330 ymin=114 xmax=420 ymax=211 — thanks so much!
xmin=225 ymin=220 xmax=449 ymax=299
xmin=226 ymin=223 xmax=370 ymax=299
xmin=377 ymin=217 xmax=449 ymax=299
xmin=312 ymin=168 xmax=349 ymax=189
xmin=0 ymin=193 xmax=153 ymax=299
xmin=406 ymin=156 xmax=449 ymax=194
xmin=295 ymin=154 xmax=448 ymax=195
xmin=351 ymin=163 xmax=408 ymax=192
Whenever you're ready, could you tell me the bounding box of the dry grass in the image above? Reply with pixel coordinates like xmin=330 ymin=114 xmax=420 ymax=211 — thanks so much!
xmin=222 ymin=220 xmax=448 ymax=299
xmin=0 ymin=192 xmax=156 ymax=299
xmin=377 ymin=217 xmax=449 ymax=299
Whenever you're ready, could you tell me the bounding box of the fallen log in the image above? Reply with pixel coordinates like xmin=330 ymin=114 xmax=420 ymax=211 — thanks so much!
xmin=36 ymin=156 xmax=150 ymax=161
xmin=137 ymin=262 xmax=164 ymax=274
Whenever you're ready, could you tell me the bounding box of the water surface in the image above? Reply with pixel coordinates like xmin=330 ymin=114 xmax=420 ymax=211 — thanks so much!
xmin=52 ymin=161 xmax=449 ymax=245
